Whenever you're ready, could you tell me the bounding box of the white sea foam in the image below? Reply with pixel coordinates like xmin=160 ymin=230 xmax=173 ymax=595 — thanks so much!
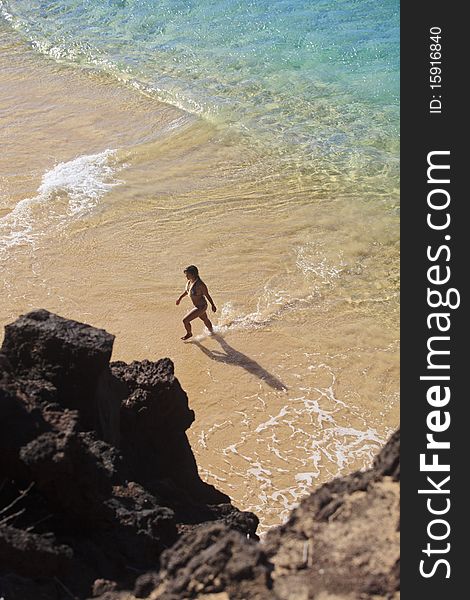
xmin=0 ymin=149 xmax=123 ymax=257
xmin=216 ymin=301 xmax=270 ymax=332
xmin=213 ymin=244 xmax=345 ymax=334
xmin=295 ymin=243 xmax=345 ymax=283
xmin=194 ymin=357 xmax=391 ymax=533
xmin=255 ymin=406 xmax=290 ymax=434
xmin=38 ymin=149 xmax=122 ymax=216
xmin=295 ymin=472 xmax=318 ymax=487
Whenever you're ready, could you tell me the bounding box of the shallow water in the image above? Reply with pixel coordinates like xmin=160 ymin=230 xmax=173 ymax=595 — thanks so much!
xmin=0 ymin=1 xmax=399 ymax=532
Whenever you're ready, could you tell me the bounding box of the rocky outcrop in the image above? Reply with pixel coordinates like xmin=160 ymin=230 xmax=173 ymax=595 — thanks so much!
xmin=147 ymin=524 xmax=273 ymax=600
xmin=113 ymin=359 xmax=230 ymax=507
xmin=0 ymin=310 xmax=257 ymax=600
xmin=0 ymin=310 xmax=399 ymax=600
xmin=129 ymin=433 xmax=400 ymax=600
xmin=263 ymin=430 xmax=400 ymax=600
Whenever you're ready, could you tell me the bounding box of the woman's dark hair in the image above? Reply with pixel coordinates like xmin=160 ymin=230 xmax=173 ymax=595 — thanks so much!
xmin=184 ymin=265 xmax=199 ymax=277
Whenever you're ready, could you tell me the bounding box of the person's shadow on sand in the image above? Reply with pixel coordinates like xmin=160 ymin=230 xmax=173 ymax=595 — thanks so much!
xmin=190 ymin=333 xmax=287 ymax=391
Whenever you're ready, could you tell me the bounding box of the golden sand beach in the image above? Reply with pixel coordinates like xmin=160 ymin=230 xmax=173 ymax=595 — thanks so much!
xmin=0 ymin=24 xmax=399 ymax=532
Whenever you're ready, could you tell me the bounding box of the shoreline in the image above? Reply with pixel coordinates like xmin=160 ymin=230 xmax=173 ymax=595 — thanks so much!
xmin=1 ymin=23 xmax=399 ymax=532
xmin=0 ymin=309 xmax=400 ymax=600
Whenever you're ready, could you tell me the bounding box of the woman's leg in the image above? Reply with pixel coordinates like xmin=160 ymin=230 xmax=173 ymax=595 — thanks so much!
xmin=199 ymin=311 xmax=213 ymax=333
xmin=182 ymin=307 xmax=205 ymax=339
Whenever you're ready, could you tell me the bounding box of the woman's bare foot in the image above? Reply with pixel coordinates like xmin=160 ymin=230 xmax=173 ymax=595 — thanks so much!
xmin=181 ymin=332 xmax=193 ymax=340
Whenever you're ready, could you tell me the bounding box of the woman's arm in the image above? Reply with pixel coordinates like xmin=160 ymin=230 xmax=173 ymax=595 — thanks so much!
xmin=176 ymin=290 xmax=187 ymax=305
xmin=202 ymin=283 xmax=217 ymax=312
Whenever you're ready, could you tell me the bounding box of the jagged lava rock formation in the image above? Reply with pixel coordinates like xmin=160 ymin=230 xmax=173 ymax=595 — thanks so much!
xmin=0 ymin=310 xmax=257 ymax=599
xmin=0 ymin=310 xmax=399 ymax=600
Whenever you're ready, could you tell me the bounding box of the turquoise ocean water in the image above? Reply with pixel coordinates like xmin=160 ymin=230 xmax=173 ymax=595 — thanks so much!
xmin=1 ymin=0 xmax=399 ymax=186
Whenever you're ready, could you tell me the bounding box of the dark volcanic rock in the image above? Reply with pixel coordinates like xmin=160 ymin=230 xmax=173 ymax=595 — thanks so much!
xmin=1 ymin=310 xmax=399 ymax=600
xmin=0 ymin=310 xmax=255 ymax=599
xmin=148 ymin=523 xmax=273 ymax=600
xmin=263 ymin=430 xmax=400 ymax=600
xmin=0 ymin=525 xmax=73 ymax=577
xmin=0 ymin=573 xmax=60 ymax=600
xmin=140 ymin=432 xmax=400 ymax=600
xmin=1 ymin=309 xmax=114 ymax=431
xmin=112 ymin=358 xmax=258 ymax=538
xmin=1 ymin=309 xmax=114 ymax=377
xmin=113 ymin=358 xmax=228 ymax=503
